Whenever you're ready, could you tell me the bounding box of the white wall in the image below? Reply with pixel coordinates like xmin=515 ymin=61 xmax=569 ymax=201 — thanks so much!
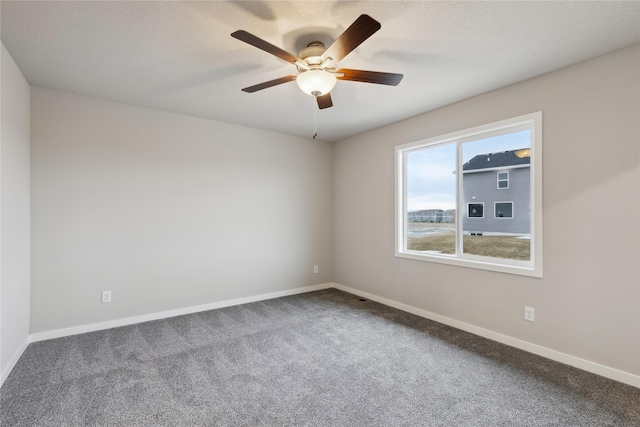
xmin=30 ymin=88 xmax=333 ymax=333
xmin=334 ymin=45 xmax=640 ymax=377
xmin=1 ymin=43 xmax=31 ymax=383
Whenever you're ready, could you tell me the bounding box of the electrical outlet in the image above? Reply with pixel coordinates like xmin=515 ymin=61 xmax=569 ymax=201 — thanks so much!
xmin=102 ymin=291 xmax=112 ymax=303
xmin=313 ymin=265 xmax=319 ymax=274
xmin=524 ymin=306 xmax=535 ymax=322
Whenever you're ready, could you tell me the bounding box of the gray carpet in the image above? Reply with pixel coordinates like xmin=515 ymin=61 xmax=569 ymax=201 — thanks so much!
xmin=1 ymin=289 xmax=639 ymax=426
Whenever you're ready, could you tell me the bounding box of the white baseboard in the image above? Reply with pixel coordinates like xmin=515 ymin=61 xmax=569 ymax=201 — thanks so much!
xmin=30 ymin=283 xmax=333 ymax=343
xmin=1 ymin=336 xmax=30 ymax=387
xmin=332 ymin=283 xmax=640 ymax=389
xmin=16 ymin=281 xmax=640 ymax=390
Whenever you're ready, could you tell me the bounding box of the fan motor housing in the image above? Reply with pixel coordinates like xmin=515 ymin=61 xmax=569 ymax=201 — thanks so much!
xmin=297 ymin=42 xmax=334 ymax=72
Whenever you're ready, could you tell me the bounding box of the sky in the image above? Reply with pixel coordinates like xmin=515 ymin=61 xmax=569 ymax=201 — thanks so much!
xmin=406 ymin=130 xmax=530 ymax=211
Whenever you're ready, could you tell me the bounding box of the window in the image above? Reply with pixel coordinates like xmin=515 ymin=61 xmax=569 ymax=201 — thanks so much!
xmin=497 ymin=172 xmax=509 ymax=189
xmin=396 ymin=112 xmax=542 ymax=277
xmin=494 ymin=202 xmax=513 ymax=218
xmin=468 ymin=203 xmax=484 ymax=218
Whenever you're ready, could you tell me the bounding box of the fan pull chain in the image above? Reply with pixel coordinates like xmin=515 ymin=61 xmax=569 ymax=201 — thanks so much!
xmin=312 ymin=98 xmax=318 ymax=139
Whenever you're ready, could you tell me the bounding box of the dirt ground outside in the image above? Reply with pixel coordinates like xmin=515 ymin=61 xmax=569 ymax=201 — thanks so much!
xmin=406 ymin=222 xmax=530 ymax=260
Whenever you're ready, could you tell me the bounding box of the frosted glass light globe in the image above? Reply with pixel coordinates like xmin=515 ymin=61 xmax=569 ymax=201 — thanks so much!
xmin=296 ymin=70 xmax=337 ymax=97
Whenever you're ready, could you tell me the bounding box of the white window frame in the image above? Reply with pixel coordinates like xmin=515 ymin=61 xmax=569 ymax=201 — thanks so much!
xmin=395 ymin=112 xmax=543 ymax=278
xmin=467 ymin=202 xmax=485 ymax=218
xmin=497 ymin=171 xmax=509 ymax=189
xmin=494 ymin=201 xmax=514 ymax=219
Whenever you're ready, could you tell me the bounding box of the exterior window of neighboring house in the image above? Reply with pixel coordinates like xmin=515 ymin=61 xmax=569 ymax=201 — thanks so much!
xmin=497 ymin=172 xmax=509 ymax=189
xmin=396 ymin=112 xmax=543 ymax=277
xmin=495 ymin=202 xmax=513 ymax=218
xmin=468 ymin=203 xmax=484 ymax=218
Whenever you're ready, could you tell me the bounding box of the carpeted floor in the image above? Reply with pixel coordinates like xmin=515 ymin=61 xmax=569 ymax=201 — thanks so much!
xmin=1 ymin=289 xmax=639 ymax=426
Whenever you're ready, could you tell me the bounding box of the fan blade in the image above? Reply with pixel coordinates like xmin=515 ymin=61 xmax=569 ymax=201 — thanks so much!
xmin=231 ymin=30 xmax=304 ymax=66
xmin=337 ymin=69 xmax=403 ymax=86
xmin=322 ymin=15 xmax=381 ymax=63
xmin=241 ymin=76 xmax=297 ymax=93
xmin=316 ymin=93 xmax=333 ymax=109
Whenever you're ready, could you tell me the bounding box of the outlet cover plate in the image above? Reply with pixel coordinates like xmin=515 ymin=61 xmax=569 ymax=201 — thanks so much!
xmin=524 ymin=306 xmax=535 ymax=322
xmin=102 ymin=291 xmax=112 ymax=303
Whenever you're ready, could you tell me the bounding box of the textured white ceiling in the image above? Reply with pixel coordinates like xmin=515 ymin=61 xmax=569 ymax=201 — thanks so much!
xmin=2 ymin=1 xmax=639 ymax=142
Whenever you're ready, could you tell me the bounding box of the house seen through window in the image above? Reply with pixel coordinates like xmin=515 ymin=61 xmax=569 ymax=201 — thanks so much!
xmin=396 ymin=112 xmax=542 ymax=277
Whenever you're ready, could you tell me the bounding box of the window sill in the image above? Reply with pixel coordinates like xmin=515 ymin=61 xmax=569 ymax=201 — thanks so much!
xmin=396 ymin=250 xmax=542 ymax=278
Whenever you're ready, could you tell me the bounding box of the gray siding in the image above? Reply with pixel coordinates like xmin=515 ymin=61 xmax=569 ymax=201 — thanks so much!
xmin=462 ymin=167 xmax=530 ymax=234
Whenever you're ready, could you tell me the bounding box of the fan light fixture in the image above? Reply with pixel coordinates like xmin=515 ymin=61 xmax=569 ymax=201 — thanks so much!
xmin=296 ymin=69 xmax=337 ymax=97
xmin=514 ymin=148 xmax=531 ymax=158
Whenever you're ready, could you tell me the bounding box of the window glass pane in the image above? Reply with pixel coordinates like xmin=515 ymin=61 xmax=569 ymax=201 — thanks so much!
xmin=498 ymin=172 xmax=509 ymax=188
xmin=495 ymin=202 xmax=513 ymax=218
xmin=405 ymin=143 xmax=456 ymax=254
xmin=468 ymin=203 xmax=484 ymax=218
xmin=461 ymin=130 xmax=531 ymax=260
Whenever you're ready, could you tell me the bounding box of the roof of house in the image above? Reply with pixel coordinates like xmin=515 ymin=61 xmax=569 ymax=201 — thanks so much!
xmin=463 ymin=148 xmax=530 ymax=172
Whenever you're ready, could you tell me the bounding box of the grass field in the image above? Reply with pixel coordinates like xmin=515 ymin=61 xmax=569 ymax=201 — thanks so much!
xmin=407 ymin=232 xmax=530 ymax=260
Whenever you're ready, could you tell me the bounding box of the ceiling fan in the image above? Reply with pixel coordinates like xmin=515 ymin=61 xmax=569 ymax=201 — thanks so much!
xmin=231 ymin=14 xmax=403 ymax=110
